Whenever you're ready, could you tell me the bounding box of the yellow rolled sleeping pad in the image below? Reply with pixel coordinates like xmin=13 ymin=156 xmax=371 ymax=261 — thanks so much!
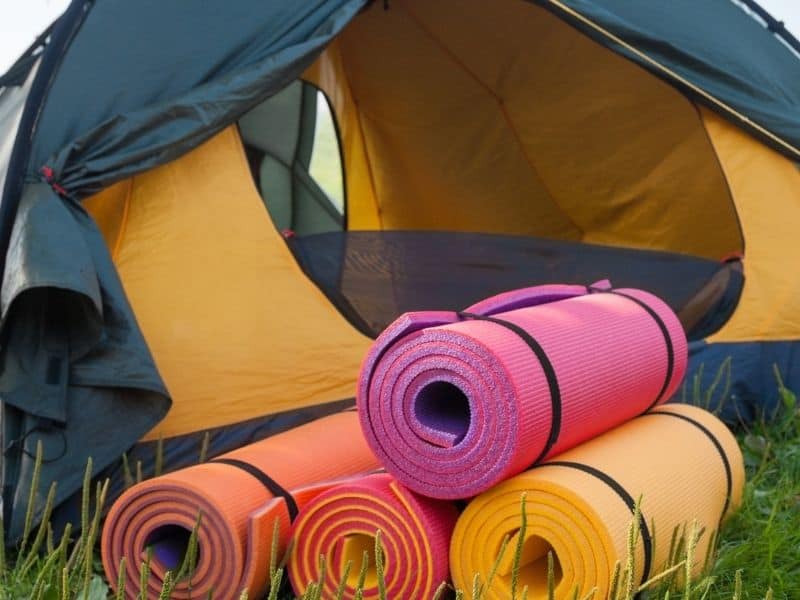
xmin=450 ymin=404 xmax=745 ymax=599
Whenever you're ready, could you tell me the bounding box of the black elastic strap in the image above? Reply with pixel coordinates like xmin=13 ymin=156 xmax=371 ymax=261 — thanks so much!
xmin=458 ymin=312 xmax=562 ymax=464
xmin=210 ymin=458 xmax=299 ymax=521
xmin=2 ymin=420 xmax=67 ymax=464
xmin=545 ymin=460 xmax=653 ymax=584
xmin=641 ymin=411 xmax=733 ymax=526
xmin=607 ymin=291 xmax=674 ymax=411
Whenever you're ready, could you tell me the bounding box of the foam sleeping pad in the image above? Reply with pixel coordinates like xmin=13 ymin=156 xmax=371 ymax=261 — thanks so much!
xmin=287 ymin=472 xmax=458 ymax=598
xmin=357 ymin=284 xmax=688 ymax=499
xmin=450 ymin=404 xmax=745 ymax=599
xmin=101 ymin=411 xmax=380 ymax=600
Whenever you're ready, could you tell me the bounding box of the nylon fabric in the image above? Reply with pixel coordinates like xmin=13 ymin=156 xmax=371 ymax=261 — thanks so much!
xmin=84 ymin=127 xmax=372 ymax=439
xmin=450 ymin=404 xmax=745 ymax=599
xmin=81 ymin=178 xmax=130 ymax=258
xmin=0 ymin=182 xmax=169 ymax=541
xmin=4 ymin=0 xmax=800 ymax=545
xmin=684 ymin=339 xmax=800 ymax=424
xmin=0 ymin=61 xmax=38 ymax=199
xmin=26 ymin=0 xmax=367 ymax=198
xmin=548 ymin=0 xmax=800 ymax=160
xmin=327 ymin=0 xmax=741 ymax=259
xmin=0 ymin=0 xmax=367 ymax=543
xmin=291 ymin=230 xmax=744 ymax=339
xmin=701 ymin=108 xmax=800 ymax=342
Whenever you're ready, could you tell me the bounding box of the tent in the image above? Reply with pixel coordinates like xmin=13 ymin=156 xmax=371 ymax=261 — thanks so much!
xmin=1 ymin=0 xmax=799 ymax=540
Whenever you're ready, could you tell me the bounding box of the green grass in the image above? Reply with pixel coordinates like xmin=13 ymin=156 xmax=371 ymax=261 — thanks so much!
xmin=0 ymin=376 xmax=797 ymax=599
xmin=702 ymin=372 xmax=800 ymax=599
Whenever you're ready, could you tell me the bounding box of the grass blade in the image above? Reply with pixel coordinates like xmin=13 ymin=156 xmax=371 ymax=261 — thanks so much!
xmin=199 ymin=431 xmax=211 ymax=464
xmin=547 ymin=552 xmax=556 ymax=600
xmin=511 ymin=492 xmax=528 ymax=600
xmin=19 ymin=440 xmax=45 ymax=556
xmin=375 ymin=530 xmax=387 ymax=599
xmin=334 ymin=559 xmax=352 ymax=600
xmin=116 ymin=556 xmax=128 ymax=600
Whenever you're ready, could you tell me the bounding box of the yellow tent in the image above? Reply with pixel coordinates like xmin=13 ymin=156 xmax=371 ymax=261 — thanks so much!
xmin=5 ymin=0 xmax=799 ymax=536
xmin=83 ymin=1 xmax=800 ymax=456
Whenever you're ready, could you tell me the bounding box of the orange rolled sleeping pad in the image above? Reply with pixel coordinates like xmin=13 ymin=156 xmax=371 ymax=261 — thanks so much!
xmin=102 ymin=411 xmax=380 ymax=600
xmin=450 ymin=404 xmax=745 ymax=600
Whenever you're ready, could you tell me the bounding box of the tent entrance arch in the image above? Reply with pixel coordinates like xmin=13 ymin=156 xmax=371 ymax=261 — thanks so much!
xmin=224 ymin=0 xmax=748 ymax=340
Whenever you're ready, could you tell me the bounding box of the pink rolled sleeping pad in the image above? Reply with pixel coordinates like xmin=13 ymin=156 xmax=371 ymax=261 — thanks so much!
xmin=357 ymin=282 xmax=688 ymax=499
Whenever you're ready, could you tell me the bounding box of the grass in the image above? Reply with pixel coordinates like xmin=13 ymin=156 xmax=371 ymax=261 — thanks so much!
xmin=0 ymin=372 xmax=797 ymax=599
xmin=701 ymin=370 xmax=800 ymax=598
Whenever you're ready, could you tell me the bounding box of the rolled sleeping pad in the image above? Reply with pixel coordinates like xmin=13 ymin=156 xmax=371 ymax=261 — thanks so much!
xmin=450 ymin=403 xmax=745 ymax=599
xmin=102 ymin=411 xmax=380 ymax=600
xmin=358 ymin=283 xmax=688 ymax=499
xmin=288 ymin=472 xmax=458 ymax=598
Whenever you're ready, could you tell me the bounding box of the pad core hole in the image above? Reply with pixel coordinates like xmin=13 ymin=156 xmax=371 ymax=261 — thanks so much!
xmin=414 ymin=381 xmax=471 ymax=447
xmin=502 ymin=535 xmax=563 ymax=599
xmin=338 ymin=533 xmax=383 ymax=589
xmin=145 ymin=525 xmax=197 ymax=571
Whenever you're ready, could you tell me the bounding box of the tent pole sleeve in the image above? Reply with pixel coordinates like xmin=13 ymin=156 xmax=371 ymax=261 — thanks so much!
xmin=535 ymin=0 xmax=800 ymax=161
xmin=736 ymin=0 xmax=800 ymax=56
xmin=0 ymin=0 xmax=93 ymax=288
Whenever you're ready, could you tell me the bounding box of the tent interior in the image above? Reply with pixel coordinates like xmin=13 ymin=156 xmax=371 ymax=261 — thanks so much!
xmin=81 ymin=0 xmax=759 ymax=444
xmin=250 ymin=0 xmax=763 ymax=350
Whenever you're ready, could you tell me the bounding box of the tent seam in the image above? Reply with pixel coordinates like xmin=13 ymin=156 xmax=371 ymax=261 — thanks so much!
xmin=402 ymin=2 xmax=584 ymax=239
xmin=352 ymin=103 xmax=383 ymax=228
xmin=334 ymin=47 xmax=384 ymax=228
xmin=539 ymin=0 xmax=800 ymax=161
xmin=694 ymin=105 xmax=746 ymax=260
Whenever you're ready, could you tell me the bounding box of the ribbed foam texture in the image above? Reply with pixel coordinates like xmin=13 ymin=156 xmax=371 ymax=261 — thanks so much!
xmin=101 ymin=412 xmax=380 ymax=600
xmin=450 ymin=404 xmax=745 ymax=599
xmin=358 ymin=286 xmax=688 ymax=499
xmin=287 ymin=473 xmax=458 ymax=599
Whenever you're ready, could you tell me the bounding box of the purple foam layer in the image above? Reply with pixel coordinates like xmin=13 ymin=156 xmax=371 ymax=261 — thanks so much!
xmin=413 ymin=381 xmax=472 ymax=447
xmin=464 ymin=284 xmax=589 ymax=316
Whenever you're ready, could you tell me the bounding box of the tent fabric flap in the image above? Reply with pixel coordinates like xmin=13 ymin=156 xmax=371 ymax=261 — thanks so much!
xmin=0 ymin=183 xmax=169 ymax=541
xmin=0 ymin=0 xmax=366 ymax=543
xmin=27 ymin=0 xmax=367 ymax=200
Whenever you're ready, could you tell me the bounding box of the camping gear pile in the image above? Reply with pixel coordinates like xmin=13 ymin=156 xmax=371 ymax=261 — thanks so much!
xmin=2 ymin=0 xmax=799 ymax=543
xmin=101 ymin=283 xmax=744 ymax=599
